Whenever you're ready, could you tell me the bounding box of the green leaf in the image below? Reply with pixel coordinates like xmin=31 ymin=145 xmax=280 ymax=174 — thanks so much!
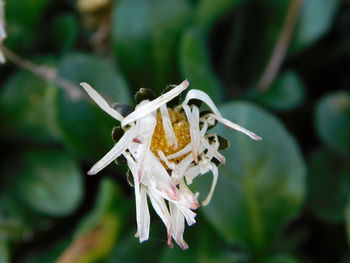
xmin=345 ymin=197 xmax=350 ymax=248
xmin=315 ymin=91 xmax=350 ymax=156
xmin=108 ymin=229 xmax=163 ymax=263
xmin=0 ymin=68 xmax=59 ymax=141
xmin=179 ymin=28 xmax=222 ymax=102
xmin=195 ymin=0 xmax=244 ymax=31
xmin=51 ymin=14 xmax=79 ymax=54
xmin=307 ymin=149 xmax=350 ymax=223
xmin=291 ymin=0 xmax=341 ymax=51
xmin=23 ymin=239 xmax=69 ymax=263
xmin=57 ymin=53 xmax=131 ymax=159
xmin=198 ymin=102 xmax=305 ymax=253
xmin=253 ymin=71 xmax=304 ymax=111
xmin=263 ymin=254 xmax=299 ymax=263
xmin=57 ymin=178 xmax=123 ymax=263
xmin=16 ymin=149 xmax=83 ymax=216
xmin=111 ymin=0 xmax=191 ymax=92
xmin=5 ymin=0 xmax=51 ymax=50
xmin=0 ymin=242 xmax=10 ymax=263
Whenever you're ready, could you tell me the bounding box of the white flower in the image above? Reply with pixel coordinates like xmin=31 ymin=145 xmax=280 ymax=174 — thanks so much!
xmin=81 ymin=80 xmax=261 ymax=249
xmin=0 ymin=0 xmax=7 ymax=63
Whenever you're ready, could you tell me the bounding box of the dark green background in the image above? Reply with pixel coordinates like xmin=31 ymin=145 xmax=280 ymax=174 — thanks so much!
xmin=0 ymin=0 xmax=350 ymax=262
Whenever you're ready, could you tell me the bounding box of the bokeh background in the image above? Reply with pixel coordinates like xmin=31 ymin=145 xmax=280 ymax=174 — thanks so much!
xmin=0 ymin=0 xmax=350 ymax=262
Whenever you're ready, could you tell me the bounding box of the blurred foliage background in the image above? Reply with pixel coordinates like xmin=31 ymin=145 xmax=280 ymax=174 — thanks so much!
xmin=0 ymin=0 xmax=349 ymax=262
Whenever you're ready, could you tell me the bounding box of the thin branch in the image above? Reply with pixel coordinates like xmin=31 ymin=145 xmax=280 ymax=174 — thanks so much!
xmin=258 ymin=0 xmax=303 ymax=91
xmin=2 ymin=46 xmax=83 ymax=100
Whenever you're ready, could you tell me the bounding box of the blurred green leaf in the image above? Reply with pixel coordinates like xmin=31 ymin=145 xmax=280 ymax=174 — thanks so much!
xmin=56 ymin=178 xmax=123 ymax=263
xmin=57 ymin=53 xmax=131 ymax=159
xmin=198 ymin=102 xmax=305 ymax=253
xmin=291 ymin=0 xmax=341 ymax=52
xmin=5 ymin=0 xmax=51 ymax=50
xmin=345 ymin=197 xmax=350 ymax=247
xmin=226 ymin=1 xmax=290 ymax=86
xmin=160 ymin=220 xmax=243 ymax=263
xmin=179 ymin=28 xmax=222 ymax=102
xmin=23 ymin=239 xmax=69 ymax=263
xmin=111 ymin=0 xmax=191 ymax=92
xmin=16 ymin=149 xmax=83 ymax=216
xmin=307 ymin=149 xmax=350 ymax=223
xmin=51 ymin=14 xmax=79 ymax=54
xmin=195 ymin=0 xmax=244 ymax=31
xmin=263 ymin=254 xmax=299 ymax=263
xmin=0 ymin=69 xmax=59 ymax=141
xmin=0 ymin=190 xmax=50 ymax=242
xmin=315 ymin=91 xmax=350 ymax=156
xmin=0 ymin=242 xmax=9 ymax=263
xmin=108 ymin=229 xmax=163 ymax=263
xmin=253 ymin=71 xmax=304 ymax=111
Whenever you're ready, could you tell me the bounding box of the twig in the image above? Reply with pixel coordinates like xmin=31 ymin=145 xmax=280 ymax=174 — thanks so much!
xmin=258 ymin=0 xmax=303 ymax=91
xmin=2 ymin=46 xmax=83 ymax=100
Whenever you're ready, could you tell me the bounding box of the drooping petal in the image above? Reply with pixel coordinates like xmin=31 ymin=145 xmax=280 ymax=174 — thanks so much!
xmin=80 ymin=82 xmax=124 ymax=121
xmin=169 ymin=203 xmax=188 ymax=250
xmin=138 ymin=185 xmax=150 ymax=242
xmin=122 ymin=80 xmax=189 ymax=127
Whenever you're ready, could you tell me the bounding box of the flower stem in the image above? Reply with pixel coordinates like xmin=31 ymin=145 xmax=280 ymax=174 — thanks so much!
xmin=258 ymin=0 xmax=303 ymax=92
xmin=2 ymin=46 xmax=83 ymax=101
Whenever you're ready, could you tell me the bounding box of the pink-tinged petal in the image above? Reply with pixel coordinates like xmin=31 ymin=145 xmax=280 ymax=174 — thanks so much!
xmin=122 ymin=80 xmax=189 ymax=127
xmin=80 ymin=82 xmax=124 ymax=121
xmin=169 ymin=203 xmax=189 ymax=250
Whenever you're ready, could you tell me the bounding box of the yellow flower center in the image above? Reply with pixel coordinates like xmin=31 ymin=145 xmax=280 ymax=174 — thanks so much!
xmin=151 ymin=108 xmax=191 ymax=167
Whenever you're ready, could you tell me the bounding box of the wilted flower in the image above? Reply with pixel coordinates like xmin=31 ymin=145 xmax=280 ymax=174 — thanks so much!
xmin=0 ymin=0 xmax=7 ymax=63
xmin=81 ymin=80 xmax=261 ymax=249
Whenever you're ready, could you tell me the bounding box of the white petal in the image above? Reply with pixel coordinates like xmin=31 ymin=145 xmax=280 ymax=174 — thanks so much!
xmin=171 ymin=153 xmax=193 ymax=184
xmin=122 ymin=79 xmax=189 ymax=127
xmin=0 ymin=50 xmax=5 ymax=64
xmin=213 ymin=114 xmax=262 ymax=141
xmin=183 ymin=89 xmax=262 ymax=140
xmin=160 ymin=105 xmax=177 ymax=146
xmin=148 ymin=191 xmax=172 ymax=230
xmin=87 ymin=128 xmax=136 ymax=175
xmin=80 ymin=82 xmax=124 ymax=122
xmin=183 ymin=105 xmax=200 ymax=164
xmin=201 ymin=137 xmax=226 ymax=164
xmin=182 ymin=89 xmax=221 ymax=116
xmin=166 ymin=143 xmax=192 ymax=160
xmin=184 ymin=165 xmax=200 ymax=185
xmin=138 ymin=185 xmax=150 ymax=242
xmin=202 ymin=163 xmax=218 ymax=206
xmin=157 ymin=150 xmax=176 ymax=170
